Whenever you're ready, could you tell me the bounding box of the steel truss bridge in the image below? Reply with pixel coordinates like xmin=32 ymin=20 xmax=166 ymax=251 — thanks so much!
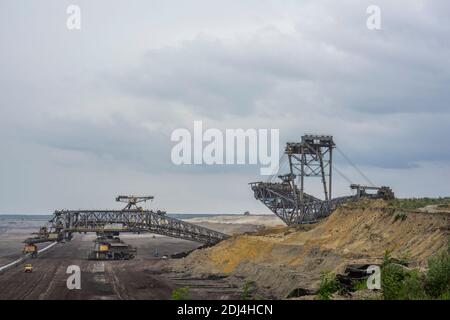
xmin=250 ymin=134 xmax=393 ymax=226
xmin=25 ymin=197 xmax=229 ymax=246
xmin=54 ymin=210 xmax=229 ymax=244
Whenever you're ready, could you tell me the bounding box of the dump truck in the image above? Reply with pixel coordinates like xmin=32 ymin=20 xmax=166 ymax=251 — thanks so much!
xmin=24 ymin=264 xmax=33 ymax=273
xmin=23 ymin=244 xmax=38 ymax=258
xmin=88 ymin=238 xmax=136 ymax=260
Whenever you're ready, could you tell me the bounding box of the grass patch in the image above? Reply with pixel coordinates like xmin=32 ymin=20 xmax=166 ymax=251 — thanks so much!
xmin=388 ymin=197 xmax=450 ymax=210
xmin=424 ymin=252 xmax=450 ymax=298
xmin=171 ymin=286 xmax=190 ymax=300
xmin=381 ymin=250 xmax=450 ymax=300
xmin=352 ymin=279 xmax=368 ymax=291
xmin=317 ymin=271 xmax=341 ymax=300
xmin=241 ymin=281 xmax=254 ymax=300
xmin=240 ymin=281 xmax=264 ymax=300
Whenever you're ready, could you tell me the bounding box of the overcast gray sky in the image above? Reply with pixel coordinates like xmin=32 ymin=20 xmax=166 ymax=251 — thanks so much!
xmin=1 ymin=0 xmax=449 ymax=214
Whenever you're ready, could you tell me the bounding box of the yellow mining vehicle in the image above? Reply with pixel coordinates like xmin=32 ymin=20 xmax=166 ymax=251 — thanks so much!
xmin=88 ymin=234 xmax=136 ymax=260
xmin=23 ymin=244 xmax=38 ymax=258
xmin=24 ymin=264 xmax=33 ymax=273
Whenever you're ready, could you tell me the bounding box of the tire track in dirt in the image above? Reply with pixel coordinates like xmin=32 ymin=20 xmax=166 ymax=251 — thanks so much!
xmin=0 ymin=233 xmax=242 ymax=300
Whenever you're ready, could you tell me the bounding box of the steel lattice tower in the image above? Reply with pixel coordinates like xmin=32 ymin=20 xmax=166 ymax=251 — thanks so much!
xmin=250 ymin=134 xmax=336 ymax=225
xmin=287 ymin=134 xmax=334 ymax=205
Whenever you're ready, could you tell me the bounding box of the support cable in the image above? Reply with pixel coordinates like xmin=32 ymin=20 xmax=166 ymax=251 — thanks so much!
xmin=336 ymin=147 xmax=375 ymax=187
xmin=266 ymin=152 xmax=288 ymax=183
xmin=332 ymin=165 xmax=354 ymax=185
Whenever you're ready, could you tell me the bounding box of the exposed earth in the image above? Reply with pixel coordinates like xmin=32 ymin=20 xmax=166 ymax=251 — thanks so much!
xmin=171 ymin=200 xmax=450 ymax=299
xmin=0 ymin=214 xmax=279 ymax=300
xmin=0 ymin=202 xmax=448 ymax=300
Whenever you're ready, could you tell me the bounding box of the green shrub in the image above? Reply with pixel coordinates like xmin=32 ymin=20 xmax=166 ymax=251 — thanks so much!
xmin=352 ymin=279 xmax=368 ymax=291
xmin=424 ymin=252 xmax=450 ymax=298
xmin=381 ymin=263 xmax=409 ymax=300
xmin=396 ymin=270 xmax=428 ymax=300
xmin=241 ymin=281 xmax=254 ymax=300
xmin=317 ymin=271 xmax=340 ymax=300
xmin=240 ymin=281 xmax=264 ymax=300
xmin=171 ymin=286 xmax=190 ymax=300
xmin=393 ymin=212 xmax=407 ymax=222
xmin=437 ymin=292 xmax=450 ymax=300
xmin=381 ymin=250 xmax=450 ymax=300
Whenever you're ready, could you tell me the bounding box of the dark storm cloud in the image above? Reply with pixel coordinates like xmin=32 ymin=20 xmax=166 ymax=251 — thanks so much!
xmin=25 ymin=117 xmax=173 ymax=173
xmin=113 ymin=1 xmax=450 ymax=169
xmin=1 ymin=0 xmax=450 ymax=213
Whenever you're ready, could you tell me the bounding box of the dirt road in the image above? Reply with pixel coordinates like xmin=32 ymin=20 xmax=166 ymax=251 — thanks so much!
xmin=0 ymin=234 xmax=241 ymax=300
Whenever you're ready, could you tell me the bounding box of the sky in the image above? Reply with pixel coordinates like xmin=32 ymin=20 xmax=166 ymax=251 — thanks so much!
xmin=0 ymin=0 xmax=449 ymax=214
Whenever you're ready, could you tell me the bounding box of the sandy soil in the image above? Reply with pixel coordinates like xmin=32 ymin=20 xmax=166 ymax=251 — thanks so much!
xmin=187 ymin=215 xmax=283 ymax=227
xmin=186 ymin=215 xmax=284 ymax=236
xmin=172 ymin=200 xmax=450 ymax=299
xmin=419 ymin=204 xmax=450 ymax=214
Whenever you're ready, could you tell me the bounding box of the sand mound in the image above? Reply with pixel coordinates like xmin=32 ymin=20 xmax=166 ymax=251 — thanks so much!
xmin=171 ymin=200 xmax=449 ymax=298
xmin=183 ymin=215 xmax=284 ymax=235
xmin=186 ymin=215 xmax=283 ymax=227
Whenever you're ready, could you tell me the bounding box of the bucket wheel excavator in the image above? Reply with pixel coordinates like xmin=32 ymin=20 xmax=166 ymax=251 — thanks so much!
xmin=250 ymin=134 xmax=394 ymax=226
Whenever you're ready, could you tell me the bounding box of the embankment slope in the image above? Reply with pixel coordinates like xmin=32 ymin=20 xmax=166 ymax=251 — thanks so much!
xmin=172 ymin=200 xmax=449 ymax=298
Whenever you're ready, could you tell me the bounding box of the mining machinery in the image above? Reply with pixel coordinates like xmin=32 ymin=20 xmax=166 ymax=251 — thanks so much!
xmin=24 ymin=226 xmax=63 ymax=245
xmin=22 ymin=244 xmax=38 ymax=258
xmin=350 ymin=184 xmax=395 ymax=200
xmin=250 ymin=134 xmax=394 ymax=226
xmin=116 ymin=195 xmax=154 ymax=210
xmin=23 ymin=195 xmax=229 ymax=257
xmin=88 ymin=232 xmax=136 ymax=260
